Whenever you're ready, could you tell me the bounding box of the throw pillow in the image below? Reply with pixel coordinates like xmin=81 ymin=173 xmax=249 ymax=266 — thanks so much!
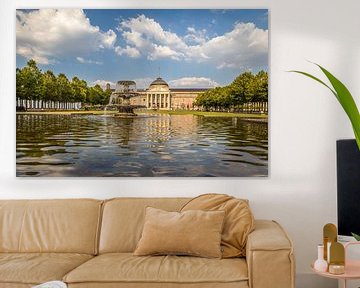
xmin=134 ymin=207 xmax=225 ymax=258
xmin=181 ymin=193 xmax=254 ymax=258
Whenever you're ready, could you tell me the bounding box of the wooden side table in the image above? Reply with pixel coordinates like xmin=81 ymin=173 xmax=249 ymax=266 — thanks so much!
xmin=311 ymin=242 xmax=360 ymax=288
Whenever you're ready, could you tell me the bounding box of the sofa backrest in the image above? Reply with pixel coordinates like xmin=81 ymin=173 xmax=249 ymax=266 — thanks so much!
xmin=99 ymin=197 xmax=190 ymax=253
xmin=0 ymin=199 xmax=102 ymax=254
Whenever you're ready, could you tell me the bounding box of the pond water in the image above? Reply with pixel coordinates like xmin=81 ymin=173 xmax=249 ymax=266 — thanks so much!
xmin=16 ymin=113 xmax=268 ymax=177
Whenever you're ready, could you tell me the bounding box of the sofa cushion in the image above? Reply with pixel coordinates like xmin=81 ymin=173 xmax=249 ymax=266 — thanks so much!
xmin=181 ymin=194 xmax=254 ymax=258
xmin=134 ymin=207 xmax=225 ymax=258
xmin=63 ymin=253 xmax=248 ymax=285
xmin=0 ymin=253 xmax=93 ymax=285
xmin=0 ymin=199 xmax=102 ymax=254
xmin=99 ymin=198 xmax=190 ymax=253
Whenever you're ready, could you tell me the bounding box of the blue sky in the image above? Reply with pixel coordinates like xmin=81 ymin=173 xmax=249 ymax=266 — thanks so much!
xmin=16 ymin=9 xmax=268 ymax=89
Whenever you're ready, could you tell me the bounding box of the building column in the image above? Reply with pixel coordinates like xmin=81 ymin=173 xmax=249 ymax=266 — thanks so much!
xmin=168 ymin=93 xmax=171 ymax=109
xmin=147 ymin=94 xmax=149 ymax=108
xmin=160 ymin=94 xmax=162 ymax=109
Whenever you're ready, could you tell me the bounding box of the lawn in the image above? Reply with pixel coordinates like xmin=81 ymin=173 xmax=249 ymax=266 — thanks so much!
xmin=16 ymin=109 xmax=268 ymax=119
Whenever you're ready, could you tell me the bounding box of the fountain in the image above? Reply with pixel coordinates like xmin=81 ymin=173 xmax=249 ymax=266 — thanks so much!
xmin=106 ymin=80 xmax=142 ymax=117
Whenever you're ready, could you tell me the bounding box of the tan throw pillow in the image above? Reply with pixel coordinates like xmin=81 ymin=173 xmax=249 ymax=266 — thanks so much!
xmin=181 ymin=193 xmax=254 ymax=258
xmin=134 ymin=207 xmax=225 ymax=258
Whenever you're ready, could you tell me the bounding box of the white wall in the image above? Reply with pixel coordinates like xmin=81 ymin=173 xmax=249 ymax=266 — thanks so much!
xmin=1 ymin=0 xmax=359 ymax=287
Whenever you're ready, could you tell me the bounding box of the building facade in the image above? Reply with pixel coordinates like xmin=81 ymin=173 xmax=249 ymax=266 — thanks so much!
xmin=122 ymin=77 xmax=208 ymax=110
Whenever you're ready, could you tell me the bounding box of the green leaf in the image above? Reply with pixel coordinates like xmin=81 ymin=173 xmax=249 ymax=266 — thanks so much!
xmin=351 ymin=232 xmax=360 ymax=241
xmin=290 ymin=64 xmax=360 ymax=150
xmin=316 ymin=65 xmax=360 ymax=146
xmin=289 ymin=70 xmax=337 ymax=99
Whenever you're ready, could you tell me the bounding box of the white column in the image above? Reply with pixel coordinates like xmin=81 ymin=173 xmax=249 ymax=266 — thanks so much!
xmin=159 ymin=94 xmax=162 ymax=109
xmin=155 ymin=94 xmax=158 ymax=109
xmin=168 ymin=94 xmax=171 ymax=109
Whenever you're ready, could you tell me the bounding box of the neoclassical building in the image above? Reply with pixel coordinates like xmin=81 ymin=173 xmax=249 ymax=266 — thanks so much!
xmin=125 ymin=77 xmax=209 ymax=110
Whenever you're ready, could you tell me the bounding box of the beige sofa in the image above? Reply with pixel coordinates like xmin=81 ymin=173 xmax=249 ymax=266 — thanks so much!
xmin=0 ymin=198 xmax=295 ymax=288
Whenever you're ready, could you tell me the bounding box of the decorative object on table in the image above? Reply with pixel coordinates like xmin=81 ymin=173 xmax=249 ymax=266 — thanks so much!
xmin=323 ymin=223 xmax=337 ymax=262
xmin=32 ymin=281 xmax=67 ymax=288
xmin=329 ymin=242 xmax=345 ymax=275
xmin=312 ymin=232 xmax=360 ymax=288
xmin=314 ymin=244 xmax=328 ymax=272
xmin=290 ymin=63 xmax=360 ymax=150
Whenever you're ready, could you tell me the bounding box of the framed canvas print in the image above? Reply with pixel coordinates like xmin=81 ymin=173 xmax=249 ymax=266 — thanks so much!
xmin=16 ymin=9 xmax=269 ymax=177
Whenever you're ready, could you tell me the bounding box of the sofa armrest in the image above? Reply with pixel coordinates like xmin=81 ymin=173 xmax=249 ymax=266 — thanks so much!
xmin=246 ymin=220 xmax=295 ymax=288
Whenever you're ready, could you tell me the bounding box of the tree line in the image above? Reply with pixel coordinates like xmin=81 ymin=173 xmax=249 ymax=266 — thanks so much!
xmin=16 ymin=60 xmax=111 ymax=106
xmin=194 ymin=71 xmax=268 ymax=111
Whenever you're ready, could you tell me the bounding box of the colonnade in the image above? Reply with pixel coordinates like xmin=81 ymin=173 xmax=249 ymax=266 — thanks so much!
xmin=146 ymin=93 xmax=171 ymax=109
xmin=16 ymin=98 xmax=82 ymax=110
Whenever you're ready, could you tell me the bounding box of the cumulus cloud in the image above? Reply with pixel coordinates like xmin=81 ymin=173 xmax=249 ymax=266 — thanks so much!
xmin=116 ymin=14 xmax=186 ymax=61
xmin=169 ymin=77 xmax=219 ymax=88
xmin=114 ymin=45 xmax=140 ymax=58
xmin=16 ymin=9 xmax=116 ymax=64
xmin=184 ymin=27 xmax=208 ymax=44
xmin=92 ymin=80 xmax=116 ymax=89
xmin=115 ymin=15 xmax=268 ymax=70
xmin=189 ymin=22 xmax=268 ymax=69
xmin=76 ymin=57 xmax=103 ymax=65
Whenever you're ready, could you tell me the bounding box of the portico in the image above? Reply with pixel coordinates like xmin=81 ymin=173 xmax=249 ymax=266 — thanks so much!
xmin=146 ymin=77 xmax=171 ymax=109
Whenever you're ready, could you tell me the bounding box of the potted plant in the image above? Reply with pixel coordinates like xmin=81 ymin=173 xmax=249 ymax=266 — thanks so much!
xmin=290 ymin=63 xmax=360 ymax=149
xmin=291 ymin=63 xmax=360 ymax=240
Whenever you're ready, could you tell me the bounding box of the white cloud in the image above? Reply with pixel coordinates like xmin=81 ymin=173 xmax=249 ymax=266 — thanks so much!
xmin=116 ymin=15 xmax=268 ymax=70
xmin=169 ymin=77 xmax=219 ymax=88
xmin=92 ymin=80 xmax=116 ymax=89
xmin=184 ymin=27 xmax=208 ymax=44
xmin=16 ymin=9 xmax=116 ymax=64
xmin=149 ymin=45 xmax=181 ymax=61
xmin=114 ymin=45 xmax=140 ymax=58
xmin=116 ymin=14 xmax=186 ymax=61
xmin=76 ymin=57 xmax=103 ymax=65
xmin=188 ymin=22 xmax=268 ymax=69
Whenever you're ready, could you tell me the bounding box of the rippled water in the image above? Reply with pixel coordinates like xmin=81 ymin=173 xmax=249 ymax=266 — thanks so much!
xmin=16 ymin=114 xmax=268 ymax=177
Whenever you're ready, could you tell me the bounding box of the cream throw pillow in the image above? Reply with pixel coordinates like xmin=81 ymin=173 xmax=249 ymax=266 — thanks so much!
xmin=134 ymin=207 xmax=225 ymax=258
xmin=181 ymin=193 xmax=255 ymax=258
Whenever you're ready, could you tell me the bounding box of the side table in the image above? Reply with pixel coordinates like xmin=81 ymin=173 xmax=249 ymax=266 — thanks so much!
xmin=311 ymin=242 xmax=360 ymax=288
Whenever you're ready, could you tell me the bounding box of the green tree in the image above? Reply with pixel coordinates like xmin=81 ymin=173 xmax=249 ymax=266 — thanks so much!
xmin=57 ymin=73 xmax=72 ymax=103
xmin=88 ymin=85 xmax=105 ymax=105
xmin=16 ymin=60 xmax=43 ymax=102
xmin=41 ymin=70 xmax=58 ymax=102
xmin=195 ymin=71 xmax=268 ymax=111
xmin=71 ymin=77 xmax=88 ymax=103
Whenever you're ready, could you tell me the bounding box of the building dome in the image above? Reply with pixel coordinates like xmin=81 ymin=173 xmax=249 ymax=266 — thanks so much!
xmin=149 ymin=77 xmax=169 ymax=87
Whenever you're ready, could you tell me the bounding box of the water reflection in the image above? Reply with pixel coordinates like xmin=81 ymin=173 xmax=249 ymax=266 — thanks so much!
xmin=16 ymin=114 xmax=268 ymax=177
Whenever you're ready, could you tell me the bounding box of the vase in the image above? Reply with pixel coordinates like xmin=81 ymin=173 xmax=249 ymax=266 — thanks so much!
xmin=314 ymin=244 xmax=328 ymax=272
